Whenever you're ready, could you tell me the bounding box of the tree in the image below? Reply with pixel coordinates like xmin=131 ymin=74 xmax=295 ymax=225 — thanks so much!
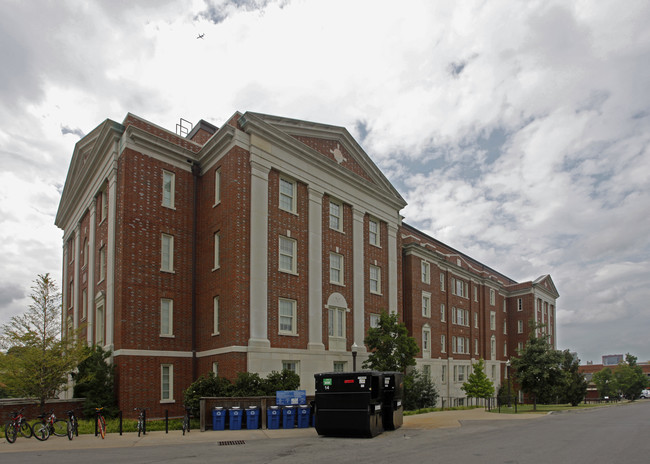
xmin=72 ymin=345 xmax=118 ymax=418
xmin=0 ymin=274 xmax=87 ymax=411
xmin=613 ymin=353 xmax=646 ymax=400
xmin=404 ymin=369 xmax=439 ymax=410
xmin=510 ymin=325 xmax=563 ymax=410
xmin=362 ymin=311 xmax=419 ymax=373
xmin=557 ymin=350 xmax=587 ymax=406
xmin=262 ymin=370 xmax=300 ymax=395
xmin=462 ymin=359 xmax=495 ymax=402
xmin=592 ymin=367 xmax=615 ymax=399
xmin=183 ymin=372 xmax=233 ymax=414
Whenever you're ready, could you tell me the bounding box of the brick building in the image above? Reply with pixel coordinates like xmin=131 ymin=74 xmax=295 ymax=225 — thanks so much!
xmin=55 ymin=111 xmax=558 ymax=416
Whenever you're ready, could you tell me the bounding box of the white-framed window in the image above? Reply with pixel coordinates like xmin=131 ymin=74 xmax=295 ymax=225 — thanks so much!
xmin=474 ymin=312 xmax=478 ymax=328
xmin=328 ymin=307 xmax=346 ymax=338
xmin=473 ymin=286 xmax=478 ymax=302
xmin=99 ymin=245 xmax=106 ymax=282
xmin=452 ymin=336 xmax=456 ymax=353
xmin=518 ymin=298 xmax=523 ymax=311
xmin=491 ymin=365 xmax=497 ymax=380
xmin=213 ymin=232 xmax=220 ymax=270
xmin=422 ymin=292 xmax=431 ymax=317
xmin=160 ymin=298 xmax=173 ymax=336
xmin=441 ymin=334 xmax=446 ymax=353
xmin=440 ymin=273 xmax=445 ymax=292
xmin=456 ymin=336 xmax=468 ymax=354
xmin=82 ymin=238 xmax=88 ymax=267
xmin=474 ymin=338 xmax=479 ymax=355
xmin=441 ymin=365 xmax=446 ymax=383
xmin=517 ymin=320 xmax=524 ymax=334
xmin=451 ymin=306 xmax=456 ymax=324
xmin=214 ymin=167 xmax=221 ymax=206
xmin=329 ymin=199 xmax=343 ymax=231
xmin=333 ymin=361 xmax=346 ymax=372
xmin=490 ymin=311 xmax=496 ymax=331
xmin=100 ymin=188 xmax=108 ymax=222
xmin=422 ymin=364 xmax=431 ymax=378
xmin=452 ymin=278 xmax=468 ymax=298
xmin=490 ymin=335 xmax=496 ymax=360
xmin=213 ymin=296 xmax=219 ymax=335
xmin=369 ymin=265 xmax=381 ymax=294
xmin=421 ymin=261 xmax=430 ymax=284
xmin=279 ymin=298 xmax=297 ymax=335
xmin=81 ymin=289 xmax=87 ymax=320
xmin=282 ymin=360 xmax=299 ymax=374
xmin=518 ymin=341 xmax=524 ymax=353
xmin=490 ymin=288 xmax=496 ymax=305
xmin=369 ymin=313 xmax=380 ymax=328
xmin=330 ymin=252 xmax=344 ymax=285
xmin=422 ymin=325 xmax=431 ymax=354
xmin=503 ymin=300 xmax=507 ymax=312
xmin=279 ymin=236 xmax=297 ymax=273
xmin=279 ymin=176 xmax=297 ymax=213
xmin=455 ymin=365 xmax=466 ymax=382
xmin=440 ymin=304 xmax=446 ymax=322
xmin=162 ymin=170 xmax=175 ymax=209
xmin=503 ymin=320 xmax=507 ymax=334
xmin=161 ymin=234 xmax=174 ymax=272
xmin=455 ymin=308 xmax=469 ymax=326
xmin=504 ymin=342 xmax=508 ymax=357
xmin=368 ymin=218 xmax=380 ymax=246
xmin=212 ymin=362 xmax=219 ymax=376
xmin=95 ymin=298 xmax=104 ymax=345
xmin=161 ymin=364 xmax=174 ymax=402
xmin=69 ymin=280 xmax=74 ymax=309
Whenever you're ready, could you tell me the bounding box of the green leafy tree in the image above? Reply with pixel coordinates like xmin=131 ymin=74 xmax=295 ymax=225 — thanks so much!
xmin=404 ymin=369 xmax=438 ymax=410
xmin=614 ymin=353 xmax=646 ymax=400
xmin=362 ymin=311 xmax=419 ymax=373
xmin=462 ymin=359 xmax=495 ymax=401
xmin=232 ymin=372 xmax=266 ymax=397
xmin=183 ymin=372 xmax=233 ymax=414
xmin=262 ymin=370 xmax=300 ymax=395
xmin=592 ymin=367 xmax=615 ymax=399
xmin=510 ymin=324 xmax=563 ymax=410
xmin=72 ymin=345 xmax=118 ymax=418
xmin=0 ymin=274 xmax=87 ymax=411
xmin=557 ymin=350 xmax=587 ymax=406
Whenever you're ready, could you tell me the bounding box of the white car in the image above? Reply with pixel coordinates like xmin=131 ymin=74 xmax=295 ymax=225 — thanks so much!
xmin=640 ymin=389 xmax=650 ymax=399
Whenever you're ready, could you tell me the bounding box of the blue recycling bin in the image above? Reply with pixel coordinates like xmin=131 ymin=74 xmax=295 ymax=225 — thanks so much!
xmin=282 ymin=405 xmax=296 ymax=429
xmin=267 ymin=406 xmax=281 ymax=429
xmin=212 ymin=407 xmax=226 ymax=431
xmin=297 ymin=405 xmax=311 ymax=428
xmin=229 ymin=407 xmax=243 ymax=430
xmin=245 ymin=406 xmax=259 ymax=429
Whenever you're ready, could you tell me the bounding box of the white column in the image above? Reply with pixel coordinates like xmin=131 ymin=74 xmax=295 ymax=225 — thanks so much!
xmin=73 ymin=224 xmax=81 ymax=330
xmin=61 ymin=242 xmax=68 ymax=334
xmin=308 ymin=187 xmax=324 ymax=351
xmin=106 ymin=170 xmax=117 ymax=349
xmin=387 ymin=223 xmax=398 ymax=315
xmin=248 ymin=159 xmax=271 ymax=349
xmin=352 ymin=207 xmax=366 ymax=351
xmin=87 ymin=200 xmax=96 ymax=345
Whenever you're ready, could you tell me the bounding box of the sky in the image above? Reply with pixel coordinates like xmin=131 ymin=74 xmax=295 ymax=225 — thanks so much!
xmin=1 ymin=0 xmax=649 ymax=365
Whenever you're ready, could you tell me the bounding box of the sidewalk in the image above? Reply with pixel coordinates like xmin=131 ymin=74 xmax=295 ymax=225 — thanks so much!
xmin=0 ymin=408 xmax=543 ymax=453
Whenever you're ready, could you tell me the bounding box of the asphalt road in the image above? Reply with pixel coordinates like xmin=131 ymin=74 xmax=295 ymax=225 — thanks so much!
xmin=3 ymin=401 xmax=649 ymax=463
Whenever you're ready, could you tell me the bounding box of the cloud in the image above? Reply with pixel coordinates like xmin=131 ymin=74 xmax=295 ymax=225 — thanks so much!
xmin=61 ymin=125 xmax=85 ymax=138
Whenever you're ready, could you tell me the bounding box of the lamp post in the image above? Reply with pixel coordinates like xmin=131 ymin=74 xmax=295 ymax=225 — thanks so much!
xmin=351 ymin=343 xmax=358 ymax=371
xmin=506 ymin=360 xmax=511 ymax=407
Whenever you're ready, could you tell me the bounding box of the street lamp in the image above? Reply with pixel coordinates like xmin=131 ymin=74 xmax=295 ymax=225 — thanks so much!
xmin=351 ymin=343 xmax=359 ymax=371
xmin=506 ymin=360 xmax=511 ymax=407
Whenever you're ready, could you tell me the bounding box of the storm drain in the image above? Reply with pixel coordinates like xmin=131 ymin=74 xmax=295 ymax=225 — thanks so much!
xmin=218 ymin=440 xmax=246 ymax=446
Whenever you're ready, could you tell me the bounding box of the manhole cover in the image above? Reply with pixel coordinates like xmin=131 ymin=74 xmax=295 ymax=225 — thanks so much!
xmin=218 ymin=440 xmax=246 ymax=446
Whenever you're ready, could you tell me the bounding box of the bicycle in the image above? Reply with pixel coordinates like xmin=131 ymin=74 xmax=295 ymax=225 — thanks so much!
xmin=95 ymin=407 xmax=106 ymax=439
xmin=182 ymin=405 xmax=191 ymax=435
xmin=4 ymin=408 xmax=33 ymax=443
xmin=134 ymin=407 xmax=148 ymax=437
xmin=33 ymin=410 xmax=67 ymax=441
xmin=66 ymin=409 xmax=79 ymax=440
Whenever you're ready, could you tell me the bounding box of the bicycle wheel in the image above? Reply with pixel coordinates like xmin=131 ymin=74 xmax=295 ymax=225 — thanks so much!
xmin=5 ymin=422 xmax=18 ymax=444
xmin=137 ymin=419 xmax=142 ymax=437
xmin=52 ymin=419 xmax=68 ymax=437
xmin=97 ymin=416 xmax=106 ymax=439
xmin=182 ymin=419 xmax=186 ymax=435
xmin=19 ymin=420 xmax=33 ymax=438
xmin=67 ymin=420 xmax=73 ymax=440
xmin=33 ymin=423 xmax=50 ymax=441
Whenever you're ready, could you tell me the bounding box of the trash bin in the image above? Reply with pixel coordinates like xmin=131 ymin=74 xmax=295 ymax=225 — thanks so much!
xmin=212 ymin=407 xmax=226 ymax=431
xmin=229 ymin=407 xmax=243 ymax=430
xmin=297 ymin=404 xmax=311 ymax=428
xmin=245 ymin=406 xmax=259 ymax=429
xmin=282 ymin=405 xmax=295 ymax=429
xmin=267 ymin=405 xmax=281 ymax=429
xmin=380 ymin=372 xmax=404 ymax=430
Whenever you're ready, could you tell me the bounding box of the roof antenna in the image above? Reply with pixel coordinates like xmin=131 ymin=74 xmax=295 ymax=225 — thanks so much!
xmin=176 ymin=118 xmax=193 ymax=137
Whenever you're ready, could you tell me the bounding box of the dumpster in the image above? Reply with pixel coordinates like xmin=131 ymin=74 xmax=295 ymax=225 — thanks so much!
xmin=267 ymin=405 xmax=281 ymax=429
xmin=314 ymin=371 xmax=384 ymax=438
xmin=282 ymin=405 xmax=295 ymax=429
xmin=380 ymin=372 xmax=404 ymax=430
xmin=297 ymin=404 xmax=311 ymax=428
xmin=245 ymin=406 xmax=259 ymax=429
xmin=212 ymin=407 xmax=226 ymax=431
xmin=229 ymin=407 xmax=243 ymax=430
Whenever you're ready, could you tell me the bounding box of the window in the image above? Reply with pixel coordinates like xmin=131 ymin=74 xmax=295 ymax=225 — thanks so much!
xmin=330 ymin=252 xmax=344 ymax=285
xmin=328 ymin=307 xmax=346 ymax=338
xmin=440 ymin=273 xmax=445 ymax=292
xmin=473 ymin=286 xmax=478 ymax=302
xmin=474 ymin=338 xmax=479 ymax=355
xmin=474 ymin=312 xmax=478 ymax=328
xmin=213 ymin=296 xmax=219 ymax=335
xmin=451 ymin=306 xmax=456 ymax=324
xmin=518 ymin=298 xmax=523 ymax=311
xmin=441 ymin=334 xmax=446 ymax=353
xmin=279 ymin=298 xmax=297 ymax=335
xmin=422 ymin=292 xmax=431 ymax=317
xmin=368 ymin=218 xmax=380 ymax=246
xmin=422 ymin=325 xmax=431 ymax=354
xmin=440 ymin=304 xmax=446 ymax=322
xmin=95 ymin=300 xmax=104 ymax=345
xmin=69 ymin=281 xmax=74 ymax=308
xmin=422 ymin=364 xmax=431 ymax=378
xmin=82 ymin=238 xmax=88 ymax=267
xmin=81 ymin=289 xmax=87 ymax=320
xmin=491 ymin=365 xmax=497 ymax=380
xmin=452 ymin=278 xmax=468 ymax=298
xmin=504 ymin=342 xmax=508 ymax=357
xmin=214 ymin=168 xmax=221 ymax=205
xmin=212 ymin=362 xmax=219 ymax=376
xmin=456 ymin=336 xmax=469 ymax=354
xmin=161 ymin=364 xmax=174 ymax=402
xmin=490 ymin=335 xmax=496 ymax=359
xmin=455 ymin=365 xmax=466 ymax=382
xmin=279 ymin=177 xmax=296 ymax=213
xmin=161 ymin=234 xmax=174 ymax=272
xmin=503 ymin=300 xmax=507 ymax=312
xmin=279 ymin=236 xmax=296 ymax=273
xmin=333 ymin=361 xmax=346 ymax=373
xmin=518 ymin=342 xmax=524 ymax=353
xmin=213 ymin=232 xmax=220 ymax=270
xmin=100 ymin=188 xmax=108 ymax=222
xmin=162 ymin=170 xmax=175 ymax=208
xmin=329 ymin=199 xmax=343 ymax=231
xmin=99 ymin=246 xmax=106 ymax=281
xmin=369 ymin=313 xmax=380 ymax=328
xmin=369 ymin=265 xmax=381 ymax=294
xmin=282 ymin=361 xmax=299 ymax=374
xmin=503 ymin=320 xmax=507 ymax=334
xmin=517 ymin=320 xmax=523 ymax=334
xmin=421 ymin=261 xmax=430 ymax=284
xmin=441 ymin=365 xmax=446 ymax=383
xmin=455 ymin=308 xmax=469 ymax=326
xmin=490 ymin=311 xmax=496 ymax=331
xmin=161 ymin=298 xmax=173 ymax=336
xmin=489 ymin=288 xmax=496 ymax=305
